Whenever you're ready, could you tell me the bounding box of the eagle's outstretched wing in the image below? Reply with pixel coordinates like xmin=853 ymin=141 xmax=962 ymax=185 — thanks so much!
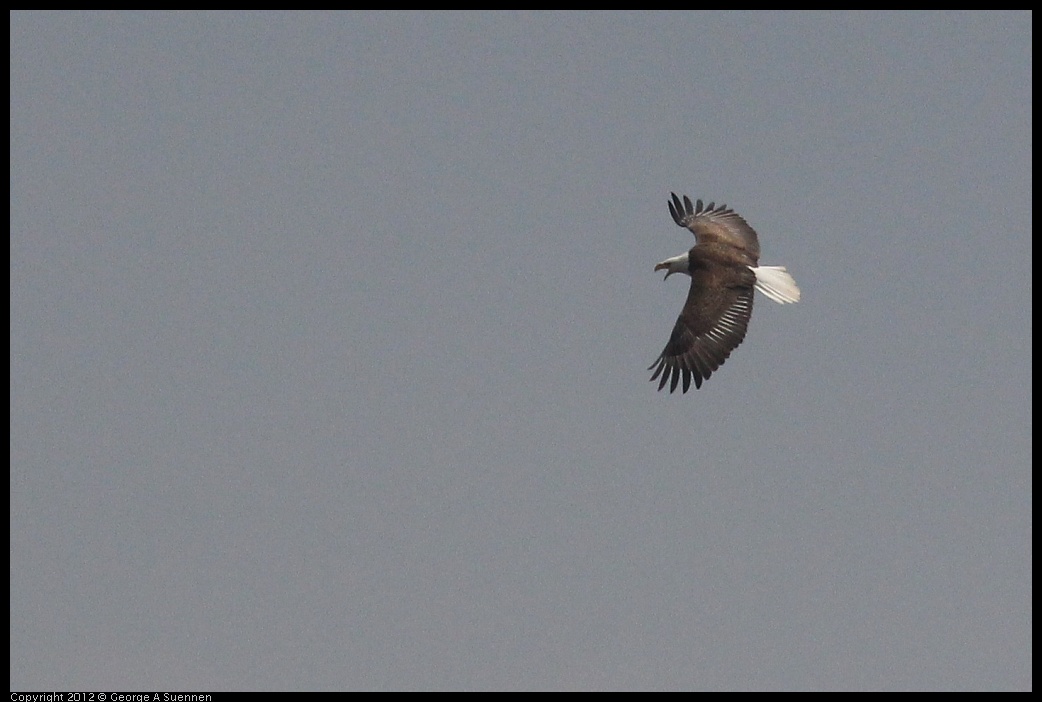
xmin=668 ymin=192 xmax=761 ymax=265
xmin=649 ymin=264 xmax=755 ymax=393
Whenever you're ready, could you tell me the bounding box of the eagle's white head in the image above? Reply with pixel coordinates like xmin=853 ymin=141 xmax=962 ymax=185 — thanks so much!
xmin=654 ymin=252 xmax=690 ymax=280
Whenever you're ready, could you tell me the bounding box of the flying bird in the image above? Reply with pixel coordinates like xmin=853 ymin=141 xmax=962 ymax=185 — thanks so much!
xmin=649 ymin=193 xmax=800 ymax=393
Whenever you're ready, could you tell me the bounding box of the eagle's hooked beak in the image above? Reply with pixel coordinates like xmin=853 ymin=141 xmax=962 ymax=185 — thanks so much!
xmin=654 ymin=261 xmax=674 ymax=281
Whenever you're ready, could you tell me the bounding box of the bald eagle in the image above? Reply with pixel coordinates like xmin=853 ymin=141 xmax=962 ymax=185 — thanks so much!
xmin=649 ymin=193 xmax=800 ymax=393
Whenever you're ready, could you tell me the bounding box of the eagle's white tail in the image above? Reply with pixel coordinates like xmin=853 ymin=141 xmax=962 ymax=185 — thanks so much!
xmin=752 ymin=265 xmax=801 ymax=304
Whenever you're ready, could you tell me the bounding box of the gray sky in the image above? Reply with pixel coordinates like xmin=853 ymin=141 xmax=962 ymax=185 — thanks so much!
xmin=10 ymin=11 xmax=1031 ymax=691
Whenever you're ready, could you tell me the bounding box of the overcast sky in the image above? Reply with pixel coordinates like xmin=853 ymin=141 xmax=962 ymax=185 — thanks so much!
xmin=10 ymin=11 xmax=1031 ymax=691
